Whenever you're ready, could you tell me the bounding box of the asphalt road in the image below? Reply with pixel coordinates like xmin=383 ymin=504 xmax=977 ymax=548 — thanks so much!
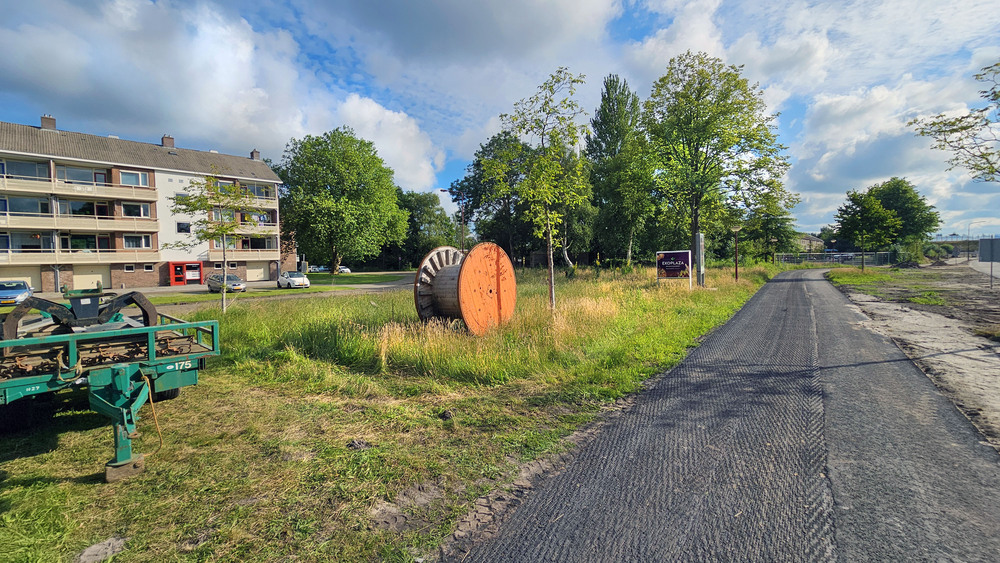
xmin=457 ymin=269 xmax=1000 ymax=562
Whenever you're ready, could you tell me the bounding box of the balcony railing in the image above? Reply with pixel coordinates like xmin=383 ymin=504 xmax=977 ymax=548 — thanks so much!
xmin=234 ymin=222 xmax=278 ymax=235
xmin=0 ymin=248 xmax=161 ymax=265
xmin=1 ymin=175 xmax=159 ymax=201
xmin=207 ymin=249 xmax=280 ymax=261
xmin=250 ymin=196 xmax=279 ymax=209
xmin=0 ymin=212 xmax=159 ymax=232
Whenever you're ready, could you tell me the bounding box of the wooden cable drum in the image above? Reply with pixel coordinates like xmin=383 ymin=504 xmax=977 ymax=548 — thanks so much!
xmin=413 ymin=243 xmax=517 ymax=335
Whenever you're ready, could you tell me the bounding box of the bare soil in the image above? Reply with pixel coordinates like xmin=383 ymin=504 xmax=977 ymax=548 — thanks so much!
xmin=835 ymin=262 xmax=1000 ymax=449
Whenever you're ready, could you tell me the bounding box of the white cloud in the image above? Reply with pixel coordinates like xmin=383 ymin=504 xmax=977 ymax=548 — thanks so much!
xmin=336 ymin=94 xmax=445 ymax=191
xmin=624 ymin=0 xmax=725 ymax=82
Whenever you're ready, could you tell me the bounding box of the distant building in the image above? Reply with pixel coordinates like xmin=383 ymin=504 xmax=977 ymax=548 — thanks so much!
xmin=798 ymin=234 xmax=824 ymax=253
xmin=0 ymin=116 xmax=291 ymax=291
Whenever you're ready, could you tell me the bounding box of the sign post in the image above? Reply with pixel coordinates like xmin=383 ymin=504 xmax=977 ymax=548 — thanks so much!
xmin=980 ymin=238 xmax=1000 ymax=290
xmin=657 ymin=250 xmax=692 ymax=289
xmin=695 ymin=233 xmax=705 ymax=287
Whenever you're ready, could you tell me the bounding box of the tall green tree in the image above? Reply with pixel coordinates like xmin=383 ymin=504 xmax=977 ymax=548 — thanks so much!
xmin=553 ymin=142 xmax=596 ymax=267
xmin=485 ymin=67 xmax=590 ymax=310
xmin=835 ymin=190 xmax=902 ymax=271
xmin=586 ymin=74 xmax=655 ymax=265
xmin=275 ymin=128 xmax=407 ymax=271
xmin=166 ymin=172 xmax=269 ymax=312
xmin=378 ymin=189 xmax=454 ymax=269
xmin=866 ymin=177 xmax=940 ymax=243
xmin=643 ymin=51 xmax=791 ymax=259
xmin=449 ymin=132 xmax=534 ymax=261
xmin=910 ymin=60 xmax=1000 ymax=183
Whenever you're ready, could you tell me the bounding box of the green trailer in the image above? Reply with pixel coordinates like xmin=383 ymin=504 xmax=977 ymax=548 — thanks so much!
xmin=0 ymin=285 xmax=219 ymax=481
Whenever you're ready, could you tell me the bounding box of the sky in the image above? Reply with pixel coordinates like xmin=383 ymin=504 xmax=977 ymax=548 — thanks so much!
xmin=1 ymin=0 xmax=998 ymax=238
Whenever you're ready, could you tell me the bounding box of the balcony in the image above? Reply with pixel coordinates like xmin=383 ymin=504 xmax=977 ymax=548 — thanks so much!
xmin=234 ymin=222 xmax=278 ymax=236
xmin=207 ymin=249 xmax=280 ymax=261
xmin=0 ymin=249 xmax=161 ymax=265
xmin=0 ymin=213 xmax=159 ymax=232
xmin=250 ymin=196 xmax=279 ymax=209
xmin=1 ymin=175 xmax=158 ymax=201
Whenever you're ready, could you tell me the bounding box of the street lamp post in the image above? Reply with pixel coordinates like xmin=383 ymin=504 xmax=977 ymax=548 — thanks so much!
xmin=731 ymin=226 xmax=742 ymax=281
xmin=968 ymin=220 xmax=985 ymax=263
xmin=440 ymin=189 xmax=466 ymax=253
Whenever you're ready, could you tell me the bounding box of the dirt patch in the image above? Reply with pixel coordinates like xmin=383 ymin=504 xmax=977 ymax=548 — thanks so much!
xmin=371 ymin=482 xmax=447 ymax=533
xmin=75 ymin=537 xmax=127 ymax=563
xmin=835 ymin=263 xmax=1000 ymax=449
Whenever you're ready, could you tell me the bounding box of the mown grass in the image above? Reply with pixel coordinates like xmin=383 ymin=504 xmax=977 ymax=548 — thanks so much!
xmin=2 ymin=265 xmax=781 ymax=562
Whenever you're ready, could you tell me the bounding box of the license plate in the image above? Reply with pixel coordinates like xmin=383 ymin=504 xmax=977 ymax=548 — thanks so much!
xmin=1 ymin=300 xmax=14 ymax=304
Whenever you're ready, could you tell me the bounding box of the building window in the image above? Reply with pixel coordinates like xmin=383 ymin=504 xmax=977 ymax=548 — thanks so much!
xmin=12 ymin=232 xmax=53 ymax=251
xmin=243 ymin=183 xmax=274 ymax=198
xmin=124 ymin=264 xmax=135 ymax=273
xmin=123 ymin=234 xmax=151 ymax=249
xmin=243 ymin=236 xmax=277 ymax=250
xmin=57 ymin=166 xmax=103 ymax=185
xmin=144 ymin=264 xmax=154 ymax=272
xmin=7 ymin=196 xmax=50 ymax=215
xmin=119 ymin=171 xmax=149 ymax=187
xmin=60 ymin=234 xmax=109 ymax=250
xmin=212 ymin=208 xmax=235 ymax=221
xmin=122 ymin=202 xmax=151 ymax=218
xmin=59 ymin=200 xmax=108 ymax=216
xmin=177 ymin=222 xmax=191 ymax=233
xmin=228 ymin=262 xmax=238 ymax=269
xmin=4 ymin=160 xmax=48 ymax=179
xmin=214 ymin=263 xmax=222 ymax=270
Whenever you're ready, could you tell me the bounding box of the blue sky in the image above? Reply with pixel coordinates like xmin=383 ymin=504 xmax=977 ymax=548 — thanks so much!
xmin=1 ymin=0 xmax=998 ymax=237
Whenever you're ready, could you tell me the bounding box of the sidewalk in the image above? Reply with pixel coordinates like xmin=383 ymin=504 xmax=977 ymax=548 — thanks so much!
xmin=968 ymin=258 xmax=999 ymax=279
xmin=34 ymin=272 xmax=413 ymax=301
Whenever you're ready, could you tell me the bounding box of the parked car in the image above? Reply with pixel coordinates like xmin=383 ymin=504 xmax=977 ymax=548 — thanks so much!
xmin=0 ymin=280 xmax=33 ymax=305
xmin=277 ymin=271 xmax=311 ymax=289
xmin=338 ymin=266 xmax=351 ymax=274
xmin=205 ymin=273 xmax=247 ymax=293
xmin=308 ymin=265 xmax=329 ymax=273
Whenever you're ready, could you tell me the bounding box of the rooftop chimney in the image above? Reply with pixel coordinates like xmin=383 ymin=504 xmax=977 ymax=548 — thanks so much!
xmin=161 ymin=134 xmax=174 ymax=148
xmin=40 ymin=115 xmax=56 ymax=130
xmin=250 ymin=148 xmax=260 ymax=161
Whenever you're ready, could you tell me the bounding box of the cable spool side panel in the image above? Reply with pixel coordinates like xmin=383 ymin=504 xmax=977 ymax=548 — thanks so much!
xmin=413 ymin=246 xmax=463 ymax=321
xmin=457 ymin=243 xmax=517 ymax=335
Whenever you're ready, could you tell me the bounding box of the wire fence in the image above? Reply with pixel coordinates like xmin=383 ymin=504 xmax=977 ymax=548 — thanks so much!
xmin=776 ymin=252 xmax=897 ymax=267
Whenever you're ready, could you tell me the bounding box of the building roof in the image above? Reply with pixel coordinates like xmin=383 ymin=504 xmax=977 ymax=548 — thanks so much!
xmin=0 ymin=120 xmax=281 ymax=184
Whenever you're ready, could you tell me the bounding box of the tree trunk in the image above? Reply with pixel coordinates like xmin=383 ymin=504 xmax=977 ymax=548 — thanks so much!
xmin=626 ymin=226 xmax=634 ymax=266
xmin=330 ymin=244 xmax=342 ymax=273
xmin=562 ymin=244 xmax=574 ymax=268
xmin=545 ymin=210 xmax=556 ymax=311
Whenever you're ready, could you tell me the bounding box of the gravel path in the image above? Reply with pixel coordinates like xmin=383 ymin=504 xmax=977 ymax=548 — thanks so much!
xmin=455 ymin=269 xmax=1000 ymax=561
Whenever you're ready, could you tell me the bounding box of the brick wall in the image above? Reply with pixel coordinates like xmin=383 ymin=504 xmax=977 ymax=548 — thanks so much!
xmin=110 ymin=264 xmax=160 ymax=289
xmin=40 ymin=266 xmax=73 ymax=293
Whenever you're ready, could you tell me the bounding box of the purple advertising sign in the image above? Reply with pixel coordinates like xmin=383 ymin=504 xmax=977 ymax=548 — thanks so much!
xmin=656 ymin=250 xmax=691 ymax=280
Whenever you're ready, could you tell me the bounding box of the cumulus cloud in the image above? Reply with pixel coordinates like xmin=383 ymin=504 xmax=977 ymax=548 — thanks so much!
xmin=0 ymin=0 xmax=445 ymax=193
xmin=336 ymin=94 xmax=445 ymax=191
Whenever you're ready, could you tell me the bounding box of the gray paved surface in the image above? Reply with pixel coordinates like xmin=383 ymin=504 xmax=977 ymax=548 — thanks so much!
xmin=459 ymin=269 xmax=1000 ymax=562
xmin=968 ymin=258 xmax=999 ymax=280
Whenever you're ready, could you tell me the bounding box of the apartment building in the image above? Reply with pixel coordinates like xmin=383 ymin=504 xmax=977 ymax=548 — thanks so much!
xmin=0 ymin=116 xmax=289 ymax=292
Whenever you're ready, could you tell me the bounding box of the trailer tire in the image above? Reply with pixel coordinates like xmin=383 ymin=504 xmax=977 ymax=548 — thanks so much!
xmin=153 ymin=388 xmax=181 ymax=402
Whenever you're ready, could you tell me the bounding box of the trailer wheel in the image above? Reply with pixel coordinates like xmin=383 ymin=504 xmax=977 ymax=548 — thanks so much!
xmin=153 ymin=388 xmax=181 ymax=402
